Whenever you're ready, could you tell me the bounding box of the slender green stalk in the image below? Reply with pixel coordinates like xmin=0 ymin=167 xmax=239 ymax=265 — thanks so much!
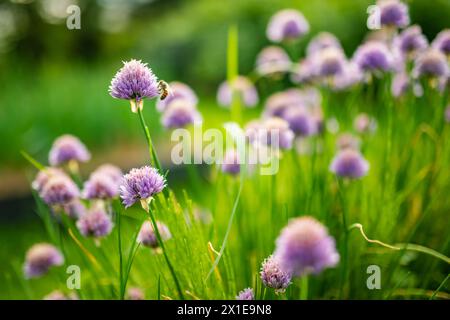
xmin=336 ymin=178 xmax=349 ymax=299
xmin=137 ymin=106 xmax=162 ymax=172
xmin=430 ymin=274 xmax=449 ymax=300
xmin=147 ymin=206 xmax=184 ymax=299
xmin=300 ymin=276 xmax=309 ymax=300
xmin=116 ymin=207 xmax=124 ymax=299
xmin=227 ymin=24 xmax=241 ymax=123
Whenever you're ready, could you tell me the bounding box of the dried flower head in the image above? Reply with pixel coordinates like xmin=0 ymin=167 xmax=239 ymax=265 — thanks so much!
xmin=49 ymin=134 xmax=91 ymax=167
xmin=217 ymin=76 xmax=259 ymax=108
xmin=274 ymin=216 xmax=339 ymax=277
xmin=109 ymin=59 xmax=159 ymax=112
xmin=330 ymin=149 xmax=369 ymax=178
xmin=260 ymin=255 xmax=292 ymax=293
xmin=119 ymin=166 xmax=166 ymax=209
xmin=235 ymin=288 xmax=255 ymax=300
xmin=24 ymin=243 xmax=64 ymax=278
xmin=267 ymin=9 xmax=309 ymax=42
xmin=76 ymin=207 xmax=113 ymax=238
xmin=137 ymin=220 xmax=172 ymax=248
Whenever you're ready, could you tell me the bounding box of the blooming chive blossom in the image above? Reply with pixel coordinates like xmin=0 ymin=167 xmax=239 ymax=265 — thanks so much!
xmin=283 ymin=107 xmax=317 ymax=137
xmin=266 ymin=9 xmax=309 ymax=43
xmin=306 ymin=32 xmax=342 ymax=56
xmin=274 ymin=216 xmax=339 ymax=277
xmin=378 ymin=0 xmax=410 ymax=28
xmin=161 ymin=99 xmax=202 ymax=128
xmin=255 ymin=46 xmax=291 ymax=75
xmin=260 ymin=255 xmax=292 ymax=293
xmin=60 ymin=199 xmax=86 ymax=219
xmin=93 ymin=164 xmax=123 ymax=184
xmin=109 ymin=59 xmax=159 ymax=113
xmin=413 ymin=49 xmax=449 ymax=79
xmin=393 ymin=25 xmax=428 ymax=59
xmin=32 ymin=167 xmax=67 ymax=192
xmin=119 ymin=166 xmax=166 ymax=209
xmin=391 ymin=72 xmax=410 ymax=97
xmin=156 ymin=81 xmax=198 ymax=112
xmin=221 ymin=149 xmax=241 ymax=175
xmin=313 ymin=47 xmax=347 ymax=78
xmin=236 ymin=288 xmax=254 ymax=300
xmin=137 ymin=220 xmax=172 ymax=248
xmin=353 ymin=41 xmax=394 ymax=73
xmin=82 ymin=172 xmax=118 ymax=199
xmin=23 ymin=243 xmax=64 ymax=278
xmin=40 ymin=175 xmax=80 ymax=205
xmin=432 ymin=29 xmax=450 ymax=57
xmin=330 ymin=149 xmax=369 ymax=178
xmin=49 ymin=134 xmax=91 ymax=167
xmin=260 ymin=117 xmax=295 ymax=150
xmin=354 ymin=113 xmax=377 ymax=134
xmin=217 ymin=76 xmax=259 ymax=108
xmin=263 ymin=89 xmax=305 ymax=118
xmin=290 ymin=58 xmax=316 ymax=84
xmin=76 ymin=207 xmax=113 ymax=238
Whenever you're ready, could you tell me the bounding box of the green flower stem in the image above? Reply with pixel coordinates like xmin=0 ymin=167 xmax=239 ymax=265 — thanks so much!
xmin=137 ymin=105 xmax=162 ymax=172
xmin=337 ymin=178 xmax=349 ymax=299
xmin=300 ymin=275 xmax=309 ymax=300
xmin=147 ymin=206 xmax=184 ymax=300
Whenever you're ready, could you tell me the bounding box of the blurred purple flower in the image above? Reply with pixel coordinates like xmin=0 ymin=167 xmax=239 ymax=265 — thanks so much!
xmin=93 ymin=164 xmax=123 ymax=184
xmin=217 ymin=76 xmax=259 ymax=108
xmin=137 ymin=220 xmax=171 ymax=248
xmin=221 ymin=149 xmax=241 ymax=175
xmin=109 ymin=59 xmax=159 ymax=113
xmin=61 ymin=199 xmax=86 ymax=219
xmin=236 ymin=288 xmax=254 ymax=300
xmin=306 ymin=32 xmax=342 ymax=56
xmin=127 ymin=287 xmax=145 ymax=300
xmin=156 ymin=81 xmax=198 ymax=112
xmin=267 ymin=9 xmax=309 ymax=42
xmin=260 ymin=117 xmax=295 ymax=150
xmin=119 ymin=166 xmax=166 ymax=209
xmin=290 ymin=58 xmax=316 ymax=84
xmin=354 ymin=113 xmax=377 ymax=134
xmin=40 ymin=175 xmax=79 ymax=205
xmin=432 ymin=29 xmax=450 ymax=57
xmin=274 ymin=216 xmax=339 ymax=277
xmin=313 ymin=47 xmax=347 ymax=78
xmin=82 ymin=172 xmax=118 ymax=200
xmin=161 ymin=99 xmax=202 ymax=129
xmin=76 ymin=207 xmax=113 ymax=238
xmin=49 ymin=134 xmax=91 ymax=167
xmin=32 ymin=167 xmax=67 ymax=192
xmin=413 ymin=49 xmax=449 ymax=79
xmin=263 ymin=89 xmax=305 ymax=118
xmin=330 ymin=149 xmax=369 ymax=178
xmin=393 ymin=25 xmax=428 ymax=59
xmin=260 ymin=255 xmax=292 ymax=293
xmin=353 ymin=41 xmax=394 ymax=73
xmin=283 ymin=107 xmax=317 ymax=137
xmin=378 ymin=0 xmax=410 ymax=28
xmin=24 ymin=243 xmax=64 ymax=278
xmin=255 ymin=46 xmax=291 ymax=75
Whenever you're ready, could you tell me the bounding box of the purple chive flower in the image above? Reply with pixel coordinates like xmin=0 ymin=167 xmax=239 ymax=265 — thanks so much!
xmin=23 ymin=243 xmax=64 ymax=278
xmin=236 ymin=288 xmax=254 ymax=300
xmin=445 ymin=106 xmax=450 ymax=123
xmin=161 ymin=99 xmax=202 ymax=129
xmin=217 ymin=76 xmax=259 ymax=108
xmin=260 ymin=117 xmax=295 ymax=150
xmin=432 ymin=29 xmax=450 ymax=57
xmin=283 ymin=107 xmax=317 ymax=137
xmin=76 ymin=207 xmax=113 ymax=238
xmin=260 ymin=255 xmax=292 ymax=293
xmin=391 ymin=71 xmax=410 ymax=97
xmin=354 ymin=113 xmax=377 ymax=134
xmin=127 ymin=287 xmax=145 ymax=300
xmin=119 ymin=166 xmax=166 ymax=209
xmin=60 ymin=199 xmax=86 ymax=219
xmin=313 ymin=47 xmax=347 ymax=78
xmin=263 ymin=89 xmax=307 ymax=118
xmin=332 ymin=62 xmax=364 ymax=90
xmin=40 ymin=175 xmax=79 ymax=205
xmin=336 ymin=133 xmax=361 ymax=151
xmin=221 ymin=149 xmax=241 ymax=175
xmin=43 ymin=290 xmax=78 ymax=300
xmin=378 ymin=0 xmax=410 ymax=28
xmin=413 ymin=49 xmax=449 ymax=79
xmin=49 ymin=134 xmax=91 ymax=167
xmin=137 ymin=220 xmax=171 ymax=248
xmin=82 ymin=173 xmax=118 ymax=200
xmin=266 ymin=9 xmax=309 ymax=43
xmin=306 ymin=32 xmax=342 ymax=56
xmin=393 ymin=25 xmax=428 ymax=59
xmin=156 ymin=81 xmax=198 ymax=112
xmin=274 ymin=216 xmax=339 ymax=277
xmin=353 ymin=41 xmax=394 ymax=74
xmin=93 ymin=164 xmax=123 ymax=184
xmin=290 ymin=58 xmax=316 ymax=84
xmin=32 ymin=167 xmax=67 ymax=192
xmin=109 ymin=59 xmax=159 ymax=113
xmin=244 ymin=119 xmax=263 ymax=144
xmin=256 ymin=46 xmax=291 ymax=75
xmin=330 ymin=149 xmax=369 ymax=178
